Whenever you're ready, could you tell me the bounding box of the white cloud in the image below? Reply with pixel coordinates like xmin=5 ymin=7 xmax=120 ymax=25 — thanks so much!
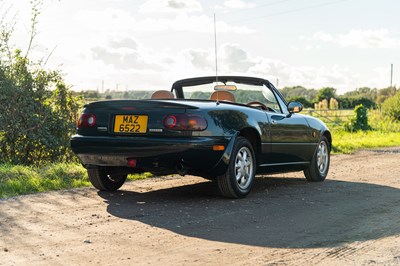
xmin=364 ymin=66 xmax=394 ymax=89
xmin=224 ymin=0 xmax=256 ymax=9
xmin=182 ymin=44 xmax=356 ymax=92
xmin=311 ymin=29 xmax=400 ymax=49
xmin=109 ymin=38 xmax=138 ymax=50
xmin=338 ymin=29 xmax=400 ymax=49
xmin=74 ymin=9 xmax=254 ymax=34
xmin=305 ymin=45 xmax=321 ymax=51
xmin=185 ymin=48 xmax=214 ymax=70
xmin=74 ymin=9 xmax=136 ymax=33
xmin=313 ymin=31 xmax=334 ymax=42
xmin=219 ymin=43 xmax=258 ymax=72
xmin=184 ymin=44 xmax=258 ymax=73
xmin=139 ymin=0 xmax=202 ymax=13
xmin=282 ymin=65 xmax=351 ymax=92
xmin=90 ymin=36 xmax=168 ymax=71
xmin=91 ymin=46 xmax=138 ymax=70
xmin=133 ymin=15 xmax=255 ymax=33
xmin=242 ymin=54 xmax=360 ymax=93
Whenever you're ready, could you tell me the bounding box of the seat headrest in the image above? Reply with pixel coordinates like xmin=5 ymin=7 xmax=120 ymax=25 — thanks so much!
xmin=151 ymin=90 xmax=174 ymax=99
xmin=210 ymin=91 xmax=235 ymax=102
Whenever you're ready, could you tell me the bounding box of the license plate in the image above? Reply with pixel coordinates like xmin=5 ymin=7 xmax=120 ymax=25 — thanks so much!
xmin=114 ymin=115 xmax=148 ymax=134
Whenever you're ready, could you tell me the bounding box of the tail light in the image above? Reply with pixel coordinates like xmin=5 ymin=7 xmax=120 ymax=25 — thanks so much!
xmin=77 ymin=114 xmax=96 ymax=128
xmin=163 ymin=114 xmax=207 ymax=131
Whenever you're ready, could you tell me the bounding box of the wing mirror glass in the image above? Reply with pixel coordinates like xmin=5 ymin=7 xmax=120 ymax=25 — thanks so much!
xmin=288 ymin=101 xmax=303 ymax=114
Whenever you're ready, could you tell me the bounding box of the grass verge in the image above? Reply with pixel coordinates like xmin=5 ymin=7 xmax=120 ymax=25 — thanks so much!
xmin=0 ymin=163 xmax=150 ymax=199
xmin=332 ymin=130 xmax=400 ymax=154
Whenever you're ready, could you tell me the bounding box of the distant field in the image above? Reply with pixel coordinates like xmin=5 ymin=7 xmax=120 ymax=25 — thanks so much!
xmin=305 ymin=108 xmax=354 ymax=126
xmin=306 ymin=108 xmax=400 ymax=153
xmin=307 ymin=108 xmax=400 ymax=131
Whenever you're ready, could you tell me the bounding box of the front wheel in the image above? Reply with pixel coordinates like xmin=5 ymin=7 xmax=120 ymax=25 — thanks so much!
xmin=216 ymin=137 xmax=256 ymax=198
xmin=87 ymin=167 xmax=127 ymax=191
xmin=304 ymin=136 xmax=330 ymax=182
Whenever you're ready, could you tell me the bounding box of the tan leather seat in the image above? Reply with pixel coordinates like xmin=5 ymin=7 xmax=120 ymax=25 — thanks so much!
xmin=210 ymin=91 xmax=235 ymax=102
xmin=151 ymin=90 xmax=174 ymax=99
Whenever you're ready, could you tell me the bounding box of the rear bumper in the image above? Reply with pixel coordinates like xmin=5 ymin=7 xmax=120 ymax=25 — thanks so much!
xmin=70 ymin=134 xmax=235 ymax=176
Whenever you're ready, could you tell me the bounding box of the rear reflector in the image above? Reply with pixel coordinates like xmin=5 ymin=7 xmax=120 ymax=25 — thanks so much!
xmin=127 ymin=159 xmax=137 ymax=168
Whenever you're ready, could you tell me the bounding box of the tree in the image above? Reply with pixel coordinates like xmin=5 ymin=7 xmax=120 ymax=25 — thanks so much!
xmin=83 ymin=90 xmax=101 ymax=99
xmin=376 ymin=87 xmax=397 ymax=104
xmin=315 ymin=87 xmax=336 ymax=102
xmin=382 ymin=91 xmax=400 ymax=121
xmin=337 ymin=96 xmax=376 ymax=109
xmin=287 ymin=96 xmax=313 ymax=108
xmin=343 ymin=87 xmax=377 ymax=100
xmin=280 ymin=86 xmax=318 ymax=102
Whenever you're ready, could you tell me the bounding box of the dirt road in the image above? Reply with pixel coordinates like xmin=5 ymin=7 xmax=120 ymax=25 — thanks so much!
xmin=1 ymin=149 xmax=400 ymax=265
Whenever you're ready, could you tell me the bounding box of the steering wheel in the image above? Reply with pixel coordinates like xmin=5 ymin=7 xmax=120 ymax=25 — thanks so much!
xmin=247 ymin=101 xmax=269 ymax=111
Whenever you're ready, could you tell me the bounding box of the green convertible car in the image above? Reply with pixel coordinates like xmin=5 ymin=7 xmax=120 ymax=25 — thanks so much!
xmin=71 ymin=76 xmax=331 ymax=198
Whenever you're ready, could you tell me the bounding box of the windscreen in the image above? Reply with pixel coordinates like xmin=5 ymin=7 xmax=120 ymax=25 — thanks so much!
xmin=182 ymin=82 xmax=281 ymax=112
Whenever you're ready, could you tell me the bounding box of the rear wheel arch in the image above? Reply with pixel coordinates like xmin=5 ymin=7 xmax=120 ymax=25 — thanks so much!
xmin=239 ymin=127 xmax=261 ymax=163
xmin=323 ymin=131 xmax=332 ymax=150
xmin=216 ymin=136 xmax=256 ymax=198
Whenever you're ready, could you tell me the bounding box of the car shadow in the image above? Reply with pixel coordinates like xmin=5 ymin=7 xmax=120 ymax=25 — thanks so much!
xmin=98 ymin=176 xmax=400 ymax=249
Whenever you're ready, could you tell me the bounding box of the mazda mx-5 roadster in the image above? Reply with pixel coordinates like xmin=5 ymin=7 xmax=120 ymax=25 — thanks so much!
xmin=71 ymin=76 xmax=331 ymax=198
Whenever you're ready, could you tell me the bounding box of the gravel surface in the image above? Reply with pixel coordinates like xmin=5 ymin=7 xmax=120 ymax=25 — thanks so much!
xmin=1 ymin=149 xmax=400 ymax=265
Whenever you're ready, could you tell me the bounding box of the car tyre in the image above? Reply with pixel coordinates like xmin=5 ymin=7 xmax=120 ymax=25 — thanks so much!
xmin=216 ymin=136 xmax=256 ymax=198
xmin=87 ymin=167 xmax=127 ymax=191
xmin=304 ymin=136 xmax=330 ymax=182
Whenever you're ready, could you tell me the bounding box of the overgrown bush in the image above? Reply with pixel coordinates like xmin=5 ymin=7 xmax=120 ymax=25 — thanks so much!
xmin=0 ymin=2 xmax=83 ymax=165
xmin=382 ymin=91 xmax=400 ymax=121
xmin=344 ymin=104 xmax=371 ymax=132
xmin=0 ymin=50 xmax=83 ymax=165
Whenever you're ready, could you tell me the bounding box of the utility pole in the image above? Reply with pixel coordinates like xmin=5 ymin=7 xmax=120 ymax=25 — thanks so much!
xmin=390 ymin=64 xmax=393 ymax=88
xmin=101 ymin=80 xmax=104 ymax=94
xmin=276 ymin=78 xmax=279 ymax=88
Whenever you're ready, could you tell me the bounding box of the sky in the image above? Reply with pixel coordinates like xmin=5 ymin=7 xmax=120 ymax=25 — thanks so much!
xmin=1 ymin=0 xmax=400 ymax=94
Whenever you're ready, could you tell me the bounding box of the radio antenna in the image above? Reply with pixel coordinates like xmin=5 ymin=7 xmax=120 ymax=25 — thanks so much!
xmin=214 ymin=13 xmax=218 ymax=84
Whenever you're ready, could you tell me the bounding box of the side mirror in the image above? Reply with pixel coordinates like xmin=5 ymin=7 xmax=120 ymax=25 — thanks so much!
xmin=288 ymin=101 xmax=303 ymax=114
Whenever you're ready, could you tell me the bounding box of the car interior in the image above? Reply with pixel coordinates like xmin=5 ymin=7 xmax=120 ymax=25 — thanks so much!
xmin=209 ymin=90 xmax=236 ymax=102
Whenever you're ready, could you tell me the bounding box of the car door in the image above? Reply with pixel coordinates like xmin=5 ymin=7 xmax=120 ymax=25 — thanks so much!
xmin=266 ymin=112 xmax=314 ymax=164
xmin=261 ymin=85 xmax=314 ymax=164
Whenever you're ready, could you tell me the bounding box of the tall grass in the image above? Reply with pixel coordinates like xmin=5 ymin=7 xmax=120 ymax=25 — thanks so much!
xmin=332 ymin=130 xmax=400 ymax=154
xmin=0 ymin=163 xmax=152 ymax=199
xmin=0 ymin=163 xmax=89 ymax=198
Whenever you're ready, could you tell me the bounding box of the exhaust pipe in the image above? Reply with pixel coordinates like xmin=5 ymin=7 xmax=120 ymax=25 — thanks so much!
xmin=176 ymin=161 xmax=189 ymax=176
